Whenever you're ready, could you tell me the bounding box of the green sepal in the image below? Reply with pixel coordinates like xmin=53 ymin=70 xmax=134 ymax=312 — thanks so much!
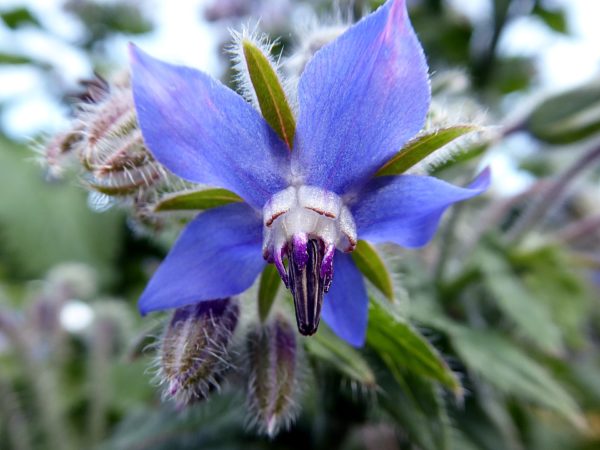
xmin=257 ymin=264 xmax=281 ymax=322
xmin=242 ymin=39 xmax=296 ymax=149
xmin=154 ymin=188 xmax=242 ymax=212
xmin=376 ymin=125 xmax=479 ymax=176
xmin=351 ymin=240 xmax=394 ymax=301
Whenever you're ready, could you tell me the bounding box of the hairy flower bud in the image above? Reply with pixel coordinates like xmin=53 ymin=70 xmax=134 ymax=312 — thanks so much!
xmin=41 ymin=72 xmax=168 ymax=197
xmin=246 ymin=314 xmax=299 ymax=436
xmin=285 ymin=23 xmax=348 ymax=78
xmin=76 ymin=74 xmax=167 ymax=196
xmin=157 ymin=298 xmax=239 ymax=406
xmin=42 ymin=127 xmax=85 ymax=178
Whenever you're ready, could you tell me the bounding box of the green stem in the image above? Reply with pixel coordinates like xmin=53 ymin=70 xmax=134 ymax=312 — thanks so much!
xmin=553 ymin=213 xmax=600 ymax=244
xmin=0 ymin=310 xmax=76 ymax=450
xmin=88 ymin=317 xmax=114 ymax=445
xmin=0 ymin=378 xmax=33 ymax=450
xmin=472 ymin=0 xmax=513 ymax=88
xmin=506 ymin=144 xmax=600 ymax=243
xmin=434 ymin=203 xmax=464 ymax=283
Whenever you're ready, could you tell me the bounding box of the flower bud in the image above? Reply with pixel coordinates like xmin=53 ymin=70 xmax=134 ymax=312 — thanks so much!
xmin=41 ymin=72 xmax=168 ymax=197
xmin=204 ymin=0 xmax=251 ymax=22
xmin=158 ymin=298 xmax=239 ymax=406
xmin=77 ymin=74 xmax=168 ymax=196
xmin=42 ymin=127 xmax=84 ymax=178
xmin=246 ymin=313 xmax=299 ymax=436
xmin=285 ymin=23 xmax=348 ymax=78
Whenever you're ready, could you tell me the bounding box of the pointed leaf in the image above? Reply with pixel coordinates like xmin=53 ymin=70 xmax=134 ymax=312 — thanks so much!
xmin=532 ymin=4 xmax=568 ymax=34
xmin=477 ymin=246 xmax=563 ymax=354
xmin=0 ymin=52 xmax=33 ymax=65
xmin=0 ymin=7 xmax=40 ymax=29
xmin=376 ymin=125 xmax=479 ymax=176
xmin=367 ymin=300 xmax=461 ymax=394
xmin=526 ymin=80 xmax=600 ymax=144
xmin=257 ymin=264 xmax=281 ymax=322
xmin=99 ymin=393 xmax=244 ymax=450
xmin=378 ymin=370 xmax=451 ymax=450
xmin=451 ymin=327 xmax=583 ymax=428
xmin=242 ymin=39 xmax=296 ymax=149
xmin=351 ymin=240 xmax=394 ymax=301
xmin=154 ymin=188 xmax=242 ymax=212
xmin=305 ymin=326 xmax=376 ymax=388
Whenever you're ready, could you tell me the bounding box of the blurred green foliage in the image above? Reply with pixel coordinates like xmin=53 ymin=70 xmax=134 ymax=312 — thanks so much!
xmin=1 ymin=1 xmax=600 ymax=450
xmin=0 ymin=137 xmax=123 ymax=282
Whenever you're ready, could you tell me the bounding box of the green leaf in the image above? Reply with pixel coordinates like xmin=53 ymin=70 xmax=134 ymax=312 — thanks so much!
xmin=526 ymin=80 xmax=600 ymax=144
xmin=450 ymin=327 xmax=583 ymax=428
xmin=242 ymin=39 xmax=296 ymax=149
xmin=351 ymin=240 xmax=394 ymax=301
xmin=376 ymin=125 xmax=479 ymax=176
xmin=477 ymin=246 xmax=563 ymax=354
xmin=257 ymin=264 xmax=281 ymax=322
xmin=513 ymin=246 xmax=590 ymax=348
xmin=99 ymin=393 xmax=248 ymax=450
xmin=305 ymin=326 xmax=376 ymax=388
xmin=154 ymin=188 xmax=242 ymax=212
xmin=367 ymin=300 xmax=461 ymax=394
xmin=0 ymin=137 xmax=122 ymax=282
xmin=0 ymin=53 xmax=33 ymax=65
xmin=533 ymin=4 xmax=568 ymax=34
xmin=0 ymin=7 xmax=40 ymax=29
xmin=491 ymin=56 xmax=535 ymax=94
xmin=378 ymin=369 xmax=451 ymax=450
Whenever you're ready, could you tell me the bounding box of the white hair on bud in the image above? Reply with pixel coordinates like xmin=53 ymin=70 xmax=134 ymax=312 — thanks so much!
xmin=405 ymin=127 xmax=492 ymax=176
xmin=242 ymin=315 xmax=302 ymax=437
xmin=405 ymin=80 xmax=496 ymax=175
xmin=282 ymin=3 xmax=351 ymax=101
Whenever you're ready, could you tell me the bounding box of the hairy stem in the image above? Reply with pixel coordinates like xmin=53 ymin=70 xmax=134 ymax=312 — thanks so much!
xmin=553 ymin=213 xmax=600 ymax=244
xmin=88 ymin=317 xmax=114 ymax=445
xmin=506 ymin=144 xmax=600 ymax=243
xmin=0 ymin=378 xmax=33 ymax=450
xmin=0 ymin=310 xmax=76 ymax=450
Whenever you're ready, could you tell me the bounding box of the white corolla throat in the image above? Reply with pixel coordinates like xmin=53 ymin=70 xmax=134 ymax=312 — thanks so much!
xmin=262 ymin=185 xmax=357 ymax=336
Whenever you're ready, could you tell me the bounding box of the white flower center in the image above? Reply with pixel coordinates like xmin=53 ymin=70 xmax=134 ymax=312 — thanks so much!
xmin=261 ymin=186 xmax=357 ymax=336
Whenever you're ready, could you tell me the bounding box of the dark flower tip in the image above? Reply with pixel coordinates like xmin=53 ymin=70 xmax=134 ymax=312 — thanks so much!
xmin=288 ymin=238 xmax=327 ymax=336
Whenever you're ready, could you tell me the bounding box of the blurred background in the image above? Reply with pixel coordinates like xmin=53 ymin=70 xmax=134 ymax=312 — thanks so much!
xmin=1 ymin=0 xmax=600 ymax=449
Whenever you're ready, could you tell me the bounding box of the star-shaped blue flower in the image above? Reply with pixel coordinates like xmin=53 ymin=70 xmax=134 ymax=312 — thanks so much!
xmin=130 ymin=0 xmax=489 ymax=347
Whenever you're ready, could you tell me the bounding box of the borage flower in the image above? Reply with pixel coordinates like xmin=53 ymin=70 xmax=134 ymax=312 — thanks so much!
xmin=130 ymin=0 xmax=489 ymax=346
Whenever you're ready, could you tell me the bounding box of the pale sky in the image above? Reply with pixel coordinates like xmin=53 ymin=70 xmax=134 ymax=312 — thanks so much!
xmin=1 ymin=0 xmax=599 ymax=138
xmin=0 ymin=0 xmax=599 ymax=196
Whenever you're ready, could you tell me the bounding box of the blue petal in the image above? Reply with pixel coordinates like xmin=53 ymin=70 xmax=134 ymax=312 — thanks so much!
xmin=138 ymin=203 xmax=265 ymax=314
xmin=293 ymin=0 xmax=430 ymax=195
xmin=352 ymin=168 xmax=490 ymax=248
xmin=322 ymin=252 xmax=369 ymax=347
xmin=130 ymin=45 xmax=290 ymax=209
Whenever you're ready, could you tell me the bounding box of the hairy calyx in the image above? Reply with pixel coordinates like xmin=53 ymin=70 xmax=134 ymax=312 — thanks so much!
xmin=262 ymin=186 xmax=357 ymax=336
